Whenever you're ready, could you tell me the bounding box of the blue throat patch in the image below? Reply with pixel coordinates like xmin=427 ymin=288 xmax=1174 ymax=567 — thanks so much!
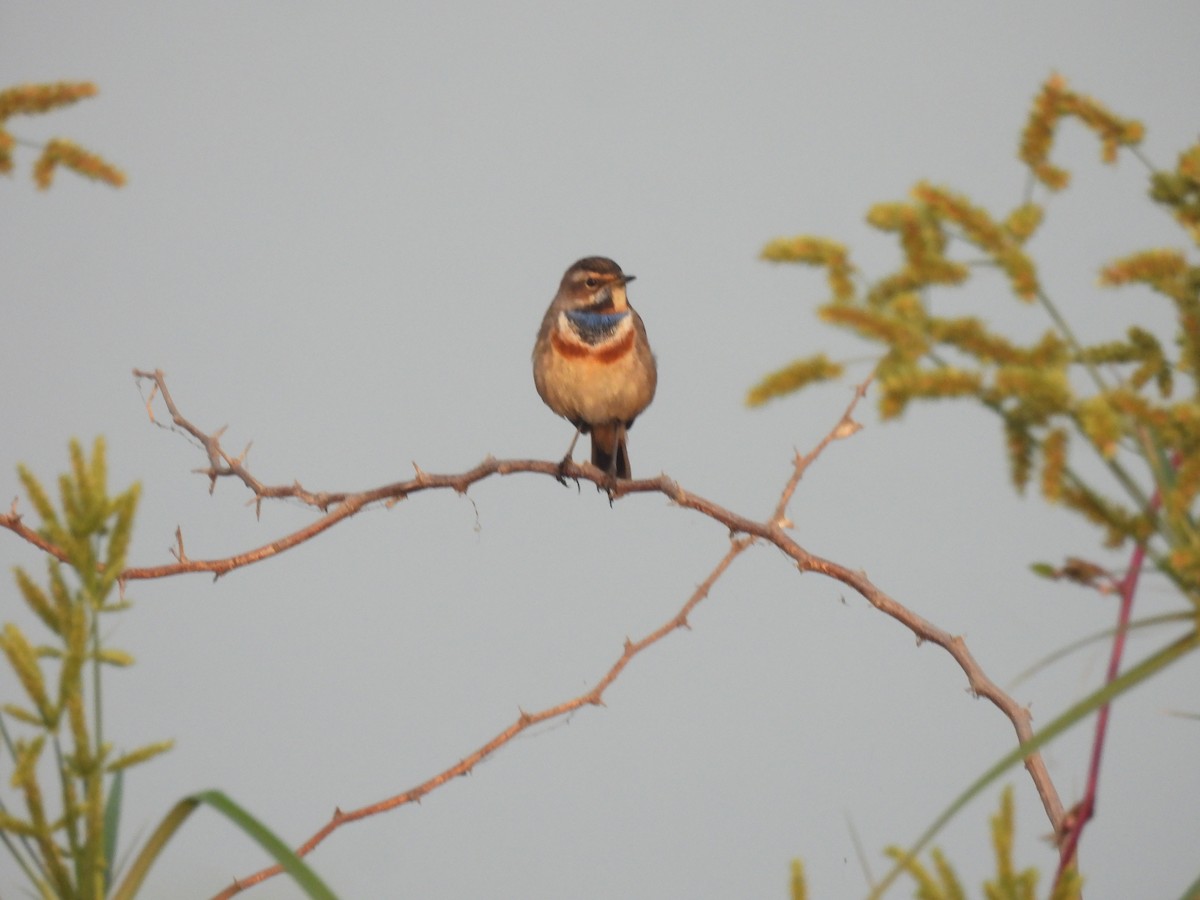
xmin=565 ymin=310 xmax=628 ymax=344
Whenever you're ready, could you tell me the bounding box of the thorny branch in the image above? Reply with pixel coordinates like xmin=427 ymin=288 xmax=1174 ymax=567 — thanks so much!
xmin=0 ymin=368 xmax=1066 ymax=895
xmin=212 ymin=535 xmax=755 ymax=898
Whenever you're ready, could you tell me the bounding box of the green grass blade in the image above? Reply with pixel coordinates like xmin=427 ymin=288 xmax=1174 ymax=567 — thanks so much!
xmin=1176 ymin=870 xmax=1200 ymax=900
xmin=103 ymin=768 xmax=123 ymax=891
xmin=112 ymin=790 xmax=336 ymax=900
xmin=869 ymin=630 xmax=1199 ymax=899
xmin=1008 ymin=611 xmax=1191 ymax=688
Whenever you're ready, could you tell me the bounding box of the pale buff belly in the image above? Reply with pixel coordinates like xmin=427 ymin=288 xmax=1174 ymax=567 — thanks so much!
xmin=536 ymin=344 xmax=655 ymax=426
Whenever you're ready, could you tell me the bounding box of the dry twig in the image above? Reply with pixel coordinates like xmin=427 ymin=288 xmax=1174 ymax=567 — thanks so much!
xmin=0 ymin=368 xmax=1066 ymax=896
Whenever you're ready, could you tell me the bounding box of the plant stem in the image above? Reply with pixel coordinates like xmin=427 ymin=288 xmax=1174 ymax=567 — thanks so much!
xmin=1052 ymin=482 xmax=1164 ymax=889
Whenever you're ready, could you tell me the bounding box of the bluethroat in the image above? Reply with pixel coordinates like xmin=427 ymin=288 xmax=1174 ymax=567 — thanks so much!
xmin=533 ymin=256 xmax=657 ymax=481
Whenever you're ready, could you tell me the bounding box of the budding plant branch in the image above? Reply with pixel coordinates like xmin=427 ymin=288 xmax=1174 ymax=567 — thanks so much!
xmin=0 ymin=368 xmax=1067 ymax=897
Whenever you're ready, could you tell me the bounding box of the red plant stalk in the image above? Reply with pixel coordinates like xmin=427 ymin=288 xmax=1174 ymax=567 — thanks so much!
xmin=1052 ymin=481 xmax=1165 ymax=888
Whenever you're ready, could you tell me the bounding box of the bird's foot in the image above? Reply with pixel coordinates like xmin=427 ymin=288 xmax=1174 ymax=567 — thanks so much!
xmin=599 ymin=472 xmax=619 ymax=506
xmin=556 ymin=455 xmax=581 ymax=491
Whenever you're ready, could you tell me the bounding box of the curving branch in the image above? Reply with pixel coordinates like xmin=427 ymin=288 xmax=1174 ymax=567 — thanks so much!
xmin=211 ymin=535 xmax=755 ymax=898
xmin=0 ymin=368 xmax=1067 ymax=895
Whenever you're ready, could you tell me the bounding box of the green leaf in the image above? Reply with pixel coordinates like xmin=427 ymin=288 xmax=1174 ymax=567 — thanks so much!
xmin=868 ymin=631 xmax=1199 ymax=900
xmin=113 ymin=790 xmax=337 ymax=900
xmin=103 ymin=768 xmax=123 ymax=892
xmin=1175 ymin=869 xmax=1200 ymax=900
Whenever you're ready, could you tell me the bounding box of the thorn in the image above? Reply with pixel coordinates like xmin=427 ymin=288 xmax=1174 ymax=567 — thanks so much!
xmin=143 ymin=380 xmax=160 ymax=421
xmin=832 ymin=418 xmax=862 ymax=439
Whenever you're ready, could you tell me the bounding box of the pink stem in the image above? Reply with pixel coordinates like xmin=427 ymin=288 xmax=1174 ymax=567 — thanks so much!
xmin=1053 ymin=479 xmax=1165 ymax=889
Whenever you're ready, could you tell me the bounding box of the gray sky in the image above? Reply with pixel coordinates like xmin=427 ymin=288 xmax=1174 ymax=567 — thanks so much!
xmin=3 ymin=3 xmax=1199 ymax=897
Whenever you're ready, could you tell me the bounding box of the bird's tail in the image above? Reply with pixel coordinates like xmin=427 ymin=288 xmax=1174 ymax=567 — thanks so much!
xmin=591 ymin=424 xmax=631 ymax=479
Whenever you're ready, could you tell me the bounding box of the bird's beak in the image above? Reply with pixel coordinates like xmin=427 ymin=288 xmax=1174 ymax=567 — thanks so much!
xmin=619 ymin=274 xmax=636 ymax=285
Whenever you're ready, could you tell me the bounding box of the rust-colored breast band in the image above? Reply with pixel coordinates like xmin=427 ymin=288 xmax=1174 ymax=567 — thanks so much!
xmin=551 ymin=328 xmax=636 ymax=363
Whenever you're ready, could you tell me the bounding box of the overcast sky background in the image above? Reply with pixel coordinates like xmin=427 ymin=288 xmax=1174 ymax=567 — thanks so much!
xmin=2 ymin=3 xmax=1199 ymax=898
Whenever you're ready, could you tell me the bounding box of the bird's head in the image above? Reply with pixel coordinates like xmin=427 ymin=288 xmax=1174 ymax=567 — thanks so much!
xmin=556 ymin=257 xmax=636 ymax=314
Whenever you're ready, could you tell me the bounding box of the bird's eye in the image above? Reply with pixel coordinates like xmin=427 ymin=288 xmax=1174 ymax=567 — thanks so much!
xmin=584 ymin=277 xmax=598 ymax=288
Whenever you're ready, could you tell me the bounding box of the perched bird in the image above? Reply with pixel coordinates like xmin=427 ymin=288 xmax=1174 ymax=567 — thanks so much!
xmin=533 ymin=256 xmax=657 ymax=480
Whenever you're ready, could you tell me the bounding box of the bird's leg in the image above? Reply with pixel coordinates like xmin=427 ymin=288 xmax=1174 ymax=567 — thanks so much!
xmin=557 ymin=425 xmax=583 ymax=486
xmin=602 ymin=422 xmax=626 ymax=505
